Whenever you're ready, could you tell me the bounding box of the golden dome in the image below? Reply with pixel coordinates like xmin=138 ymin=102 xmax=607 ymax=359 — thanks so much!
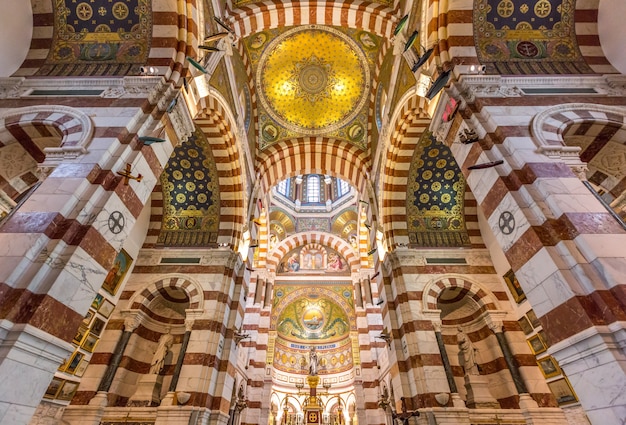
xmin=256 ymin=26 xmax=369 ymax=135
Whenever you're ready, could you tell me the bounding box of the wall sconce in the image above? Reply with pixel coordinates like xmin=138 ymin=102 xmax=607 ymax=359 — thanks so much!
xmin=139 ymin=66 xmax=158 ymax=76
xmin=469 ymin=64 xmax=486 ymax=74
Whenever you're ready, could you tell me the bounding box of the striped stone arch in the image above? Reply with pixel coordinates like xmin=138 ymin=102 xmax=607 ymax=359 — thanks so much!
xmin=422 ymin=275 xmax=500 ymax=312
xmin=129 ymin=275 xmax=204 ymax=312
xmin=574 ymin=1 xmax=619 ymax=74
xmin=194 ymin=97 xmax=247 ymax=247
xmin=225 ymin=0 xmax=398 ymax=39
xmin=532 ymin=103 xmax=626 ymax=148
xmin=0 ymin=105 xmax=94 ymax=164
xmin=379 ymin=95 xmax=431 ymax=247
xmin=266 ymin=232 xmax=359 ymax=273
xmin=256 ymin=138 xmax=370 ymax=195
xmin=21 ymin=0 xmax=196 ymax=80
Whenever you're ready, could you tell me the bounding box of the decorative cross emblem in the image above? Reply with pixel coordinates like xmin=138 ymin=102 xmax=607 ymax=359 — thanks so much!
xmin=108 ymin=211 xmax=125 ymax=234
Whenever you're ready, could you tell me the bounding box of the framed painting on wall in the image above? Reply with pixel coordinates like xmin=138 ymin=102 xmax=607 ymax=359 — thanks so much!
xmin=65 ymin=351 xmax=84 ymax=374
xmin=503 ymin=269 xmax=526 ymax=303
xmin=537 ymin=356 xmax=561 ymax=378
xmin=527 ymin=334 xmax=547 ymax=355
xmin=102 ymin=249 xmax=133 ymax=296
xmin=44 ymin=377 xmax=64 ymax=399
xmin=57 ymin=380 xmax=79 ymax=401
xmin=548 ymin=377 xmax=578 ymax=405
xmin=518 ymin=316 xmax=533 ymax=335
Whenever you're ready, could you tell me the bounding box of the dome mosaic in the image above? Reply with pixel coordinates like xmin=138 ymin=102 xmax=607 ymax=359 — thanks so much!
xmin=256 ymin=26 xmax=370 ymax=135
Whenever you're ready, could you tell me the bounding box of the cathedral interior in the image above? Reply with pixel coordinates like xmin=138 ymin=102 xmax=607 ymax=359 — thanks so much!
xmin=0 ymin=0 xmax=625 ymax=424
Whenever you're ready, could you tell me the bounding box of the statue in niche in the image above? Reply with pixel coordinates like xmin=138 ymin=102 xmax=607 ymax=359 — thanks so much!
xmin=149 ymin=333 xmax=174 ymax=375
xmin=457 ymin=328 xmax=479 ymax=376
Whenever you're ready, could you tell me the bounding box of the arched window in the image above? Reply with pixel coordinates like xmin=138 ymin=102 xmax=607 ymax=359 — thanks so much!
xmin=307 ymin=175 xmax=320 ymax=203
xmin=337 ymin=179 xmax=350 ymax=197
xmin=277 ymin=179 xmax=290 ymax=197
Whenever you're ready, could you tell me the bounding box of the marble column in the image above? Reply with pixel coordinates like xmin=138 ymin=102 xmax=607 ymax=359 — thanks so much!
xmin=489 ymin=322 xmax=527 ymax=394
xmin=168 ymin=319 xmax=193 ymax=393
xmin=432 ymin=322 xmax=458 ymax=394
xmin=92 ymin=315 xmax=142 ymax=405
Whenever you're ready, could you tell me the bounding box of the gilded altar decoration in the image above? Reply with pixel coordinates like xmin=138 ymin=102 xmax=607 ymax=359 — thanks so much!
xmin=406 ymin=132 xmax=470 ymax=247
xmin=474 ymin=0 xmax=591 ymax=74
xmin=42 ymin=0 xmax=152 ymax=76
xmin=158 ymin=127 xmax=220 ymax=246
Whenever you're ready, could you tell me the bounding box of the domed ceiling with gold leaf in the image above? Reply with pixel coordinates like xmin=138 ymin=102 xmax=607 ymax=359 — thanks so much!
xmin=246 ymin=26 xmax=380 ymax=149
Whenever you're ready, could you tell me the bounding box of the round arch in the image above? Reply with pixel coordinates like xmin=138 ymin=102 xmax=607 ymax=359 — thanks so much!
xmin=422 ymin=275 xmax=500 ymax=313
xmin=193 ymin=95 xmax=248 ymax=248
xmin=266 ymin=231 xmax=359 ymax=273
xmin=257 ymin=138 xmax=370 ymax=196
xmin=0 ymin=105 xmax=94 ymax=164
xmin=379 ymin=93 xmax=431 ymax=247
xmin=128 ymin=275 xmax=204 ymax=312
xmin=226 ymin=2 xmax=398 ymax=39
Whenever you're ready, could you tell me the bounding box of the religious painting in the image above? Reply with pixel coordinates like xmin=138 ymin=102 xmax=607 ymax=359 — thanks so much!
xmin=44 ymin=377 xmax=64 ymax=399
xmin=65 ymin=351 xmax=84 ymax=374
xmin=72 ymin=325 xmax=88 ymax=345
xmin=91 ymin=294 xmax=104 ymax=310
xmin=504 ymin=269 xmax=526 ymax=303
xmin=537 ymin=356 xmax=561 ymax=378
xmin=90 ymin=317 xmax=106 ymax=337
xmin=548 ymin=377 xmax=578 ymax=405
xmin=98 ymin=299 xmax=115 ymax=319
xmin=73 ymin=358 xmax=89 ymax=377
xmin=527 ymin=309 xmax=541 ymax=328
xmin=81 ymin=334 xmax=99 ymax=353
xmin=277 ymin=244 xmax=349 ymax=275
xmin=102 ymin=249 xmax=133 ymax=296
xmin=81 ymin=310 xmax=95 ymax=327
xmin=527 ymin=334 xmax=547 ymax=355
xmin=57 ymin=380 xmax=79 ymax=401
xmin=518 ymin=316 xmax=533 ymax=335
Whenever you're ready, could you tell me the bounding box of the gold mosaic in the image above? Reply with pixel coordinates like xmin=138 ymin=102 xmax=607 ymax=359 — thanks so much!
xmin=256 ymin=26 xmax=370 ymax=135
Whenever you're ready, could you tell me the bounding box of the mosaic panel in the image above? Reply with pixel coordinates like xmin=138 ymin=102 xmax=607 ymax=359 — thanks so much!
xmin=272 ymin=284 xmax=355 ymax=334
xmin=277 ymin=244 xmax=350 ymax=275
xmin=41 ymin=0 xmax=151 ymax=76
xmin=474 ymin=0 xmax=592 ymax=74
xmin=406 ymin=132 xmax=471 ymax=247
xmin=245 ymin=26 xmax=380 ymax=150
xmin=158 ymin=127 xmax=220 ymax=246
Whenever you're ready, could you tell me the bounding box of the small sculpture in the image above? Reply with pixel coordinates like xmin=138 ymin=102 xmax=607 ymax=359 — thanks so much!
xmin=150 ymin=333 xmax=173 ymax=375
xmin=457 ymin=327 xmax=479 ymax=376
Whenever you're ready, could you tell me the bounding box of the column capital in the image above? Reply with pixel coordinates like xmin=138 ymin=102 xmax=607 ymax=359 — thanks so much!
xmin=485 ymin=311 xmax=508 ymax=333
xmin=122 ymin=311 xmax=143 ymax=332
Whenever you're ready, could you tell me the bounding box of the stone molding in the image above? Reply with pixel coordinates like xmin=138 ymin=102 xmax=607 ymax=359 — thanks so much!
xmin=0 ymin=76 xmax=165 ymax=99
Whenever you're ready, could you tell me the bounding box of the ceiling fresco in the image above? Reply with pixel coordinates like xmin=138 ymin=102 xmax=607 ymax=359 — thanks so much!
xmin=245 ymin=26 xmax=380 ymax=150
xmin=41 ymin=0 xmax=151 ymax=76
xmin=158 ymin=127 xmax=220 ymax=246
xmin=406 ymin=132 xmax=471 ymax=247
xmin=474 ymin=0 xmax=592 ymax=74
xmin=270 ymin=283 xmax=356 ymax=375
